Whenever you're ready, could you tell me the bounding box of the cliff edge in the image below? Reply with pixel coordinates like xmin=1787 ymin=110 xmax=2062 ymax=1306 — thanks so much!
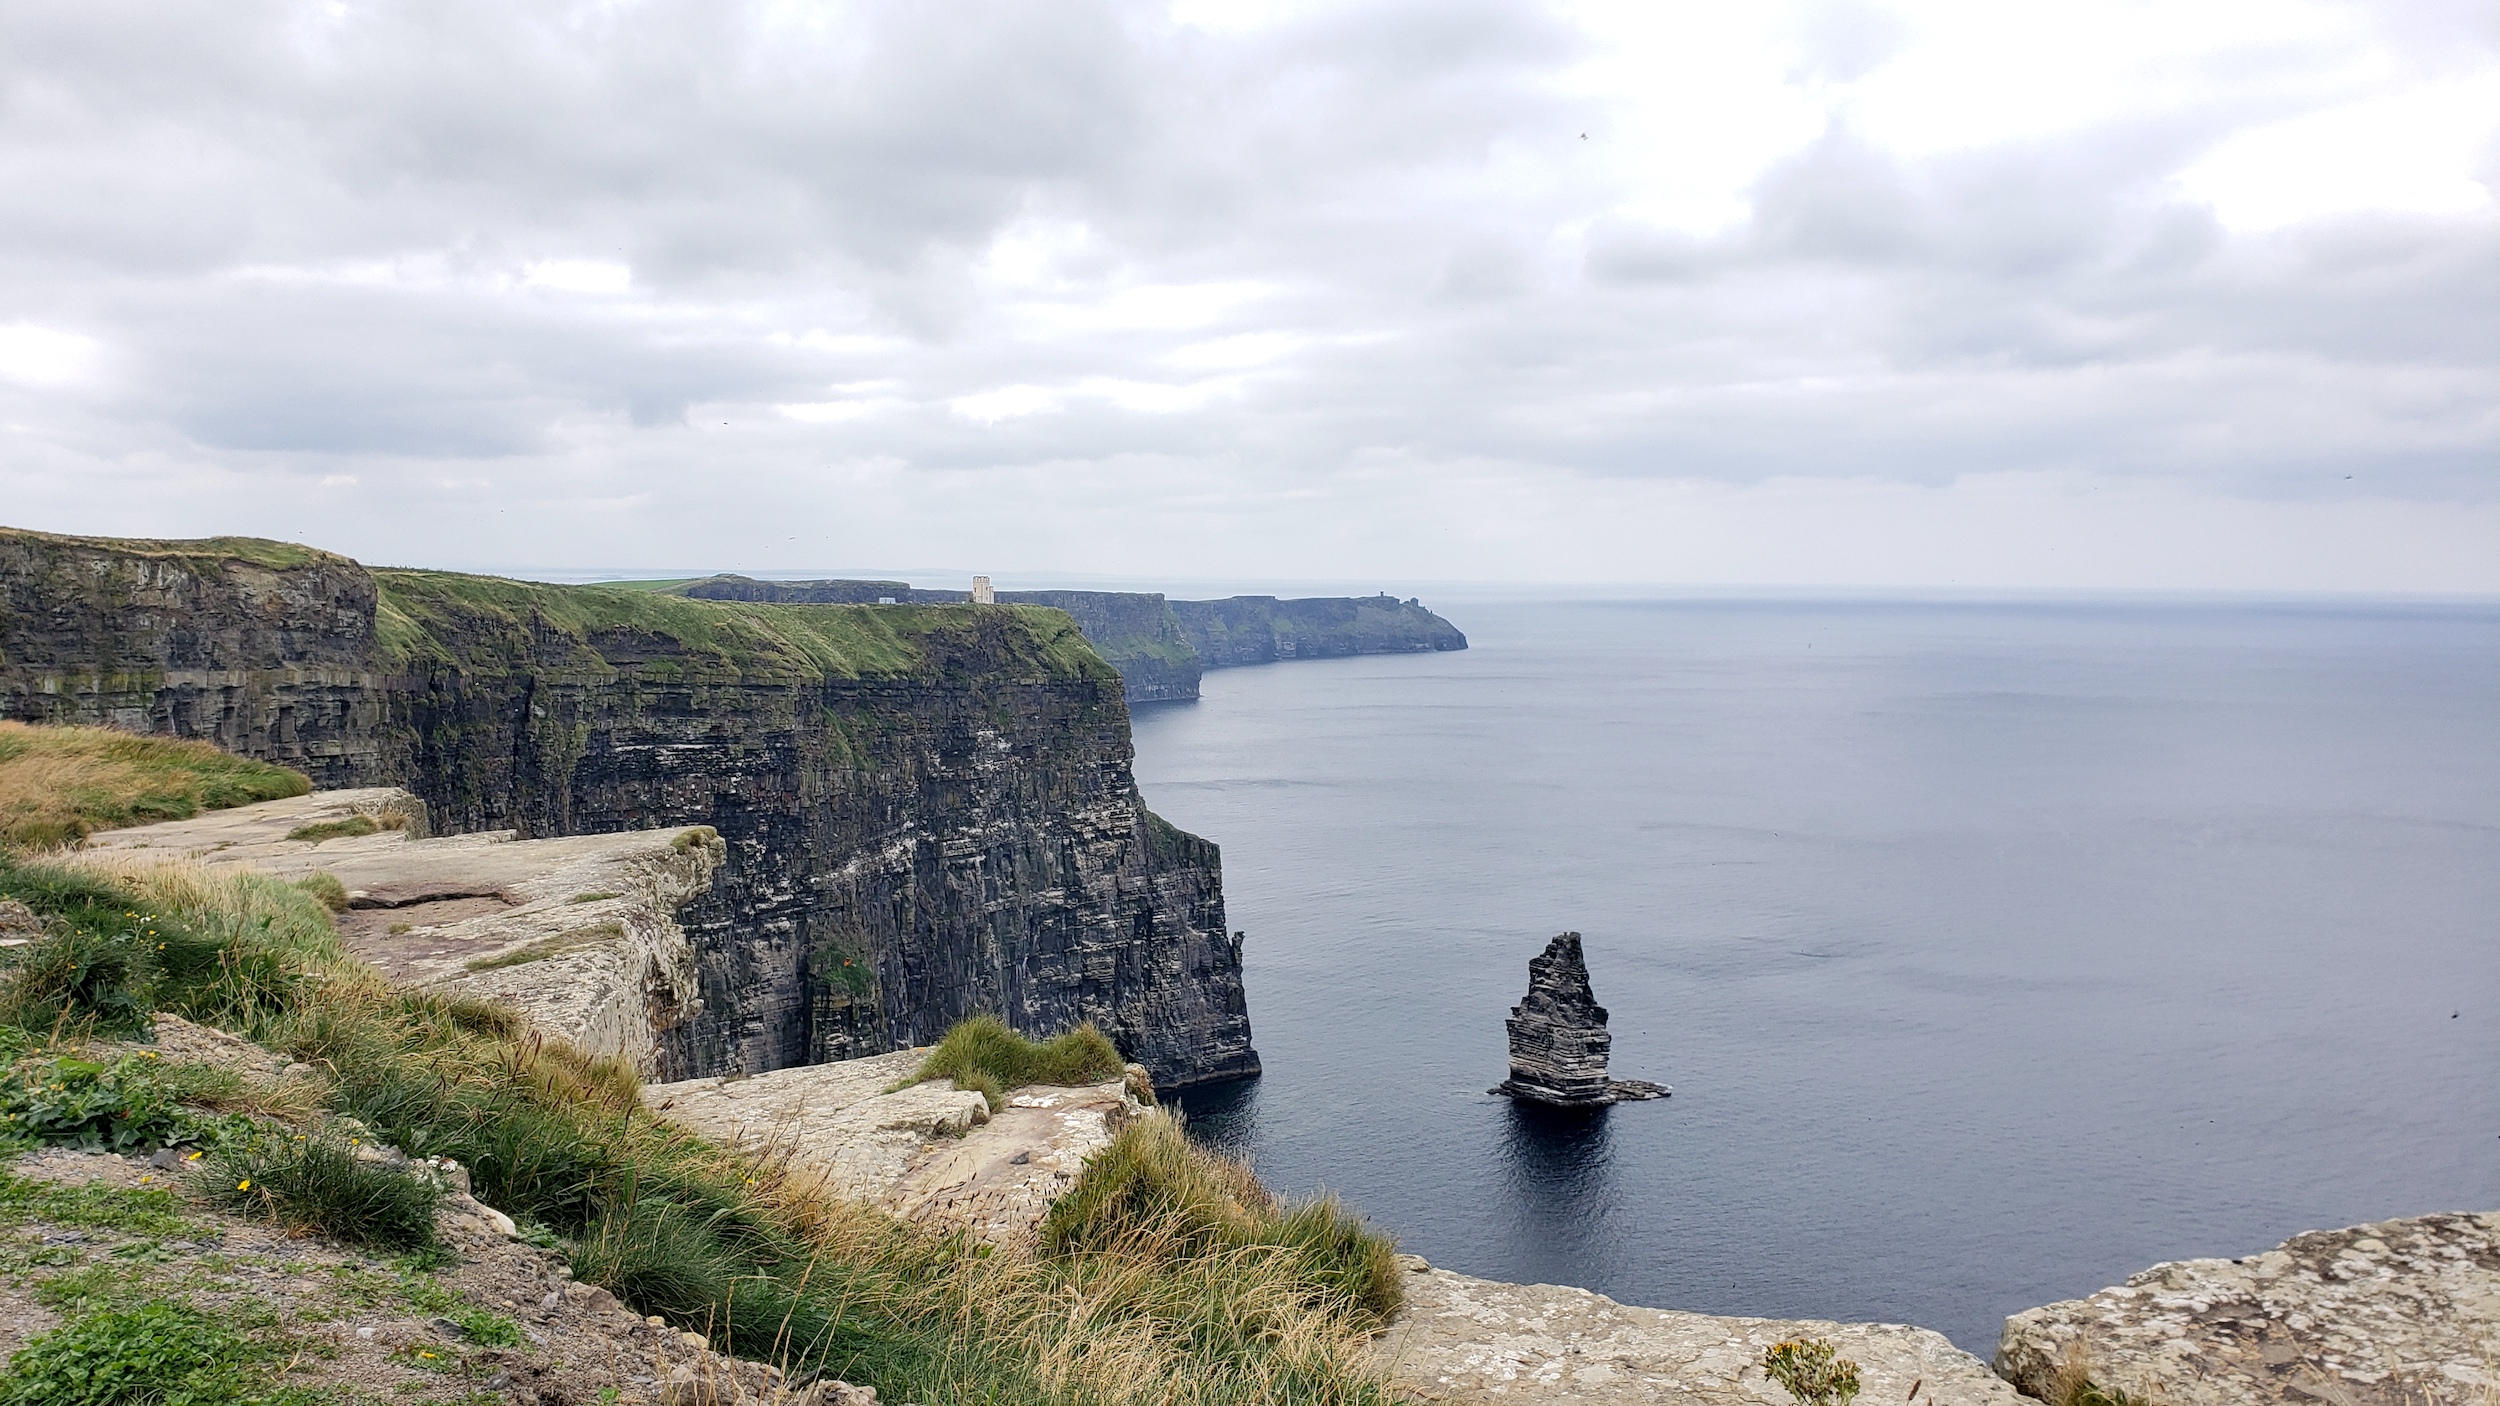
xmin=664 ymin=575 xmax=1468 ymax=703
xmin=0 ymin=525 xmax=1257 ymax=1087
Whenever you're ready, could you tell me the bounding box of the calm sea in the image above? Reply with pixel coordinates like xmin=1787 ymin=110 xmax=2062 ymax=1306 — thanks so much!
xmin=1132 ymin=596 xmax=2500 ymax=1354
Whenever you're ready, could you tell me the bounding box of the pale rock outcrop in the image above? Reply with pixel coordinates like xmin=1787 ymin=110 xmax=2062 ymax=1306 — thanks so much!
xmin=1493 ymin=932 xmax=1666 ymax=1106
xmin=1375 ymin=1261 xmax=2026 ymax=1404
xmin=1996 ymin=1211 xmax=2500 ymax=1406
xmin=640 ymin=1048 xmax=1146 ymax=1245
xmin=82 ymin=788 xmax=723 ymax=1076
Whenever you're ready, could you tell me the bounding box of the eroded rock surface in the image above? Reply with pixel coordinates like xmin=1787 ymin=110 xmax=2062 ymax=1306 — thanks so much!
xmin=1375 ymin=1263 xmax=2025 ymax=1404
xmin=1996 ymin=1211 xmax=2500 ymax=1406
xmin=83 ymin=788 xmax=724 ymax=1075
xmin=1493 ymin=932 xmax=1666 ymax=1106
xmin=640 ymin=1049 xmax=1143 ymax=1245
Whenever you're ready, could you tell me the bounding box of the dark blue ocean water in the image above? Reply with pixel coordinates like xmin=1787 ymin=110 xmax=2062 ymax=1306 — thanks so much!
xmin=1131 ymin=596 xmax=2500 ymax=1355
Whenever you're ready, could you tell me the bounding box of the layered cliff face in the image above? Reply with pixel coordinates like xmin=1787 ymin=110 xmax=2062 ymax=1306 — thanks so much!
xmin=668 ymin=575 xmax=1467 ymax=703
xmin=1168 ymin=594 xmax=1467 ymax=668
xmin=0 ymin=526 xmax=1257 ymax=1087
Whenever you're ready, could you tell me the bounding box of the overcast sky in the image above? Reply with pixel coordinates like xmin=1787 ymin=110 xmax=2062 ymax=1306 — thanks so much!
xmin=1 ymin=0 xmax=2493 ymax=592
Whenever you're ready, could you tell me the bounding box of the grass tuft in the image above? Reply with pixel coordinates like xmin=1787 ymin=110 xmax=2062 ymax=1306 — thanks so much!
xmin=0 ymin=721 xmax=310 ymax=851
xmin=204 ymin=1134 xmax=442 ymax=1253
xmin=909 ymin=1013 xmax=1125 ymax=1110
xmin=1042 ymin=1111 xmax=1404 ymax=1325
xmin=284 ymin=816 xmax=378 ymax=844
xmin=292 ymin=872 xmax=350 ymax=912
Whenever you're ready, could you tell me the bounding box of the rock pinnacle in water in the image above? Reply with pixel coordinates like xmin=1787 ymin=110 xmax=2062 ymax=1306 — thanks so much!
xmin=1491 ymin=932 xmax=1669 ymax=1107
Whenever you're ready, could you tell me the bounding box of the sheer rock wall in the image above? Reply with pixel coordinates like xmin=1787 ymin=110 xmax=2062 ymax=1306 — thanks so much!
xmin=0 ymin=527 xmax=1257 ymax=1087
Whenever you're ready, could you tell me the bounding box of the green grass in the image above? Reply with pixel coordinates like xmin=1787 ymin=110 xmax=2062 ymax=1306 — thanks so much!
xmin=0 ymin=838 xmax=1404 ymax=1404
xmin=1040 ymin=1112 xmax=1403 ymax=1323
xmin=0 ymin=1167 xmax=199 ymax=1239
xmin=908 ymin=1013 xmax=1126 ymax=1110
xmin=0 ymin=1299 xmax=256 ymax=1405
xmin=283 ymin=817 xmax=378 ymax=844
xmin=205 ymin=1135 xmax=443 ymax=1254
xmin=369 ymin=569 xmax=1117 ymax=690
xmin=0 ymin=722 xmax=312 ymax=850
xmin=461 ymin=921 xmax=622 ymax=971
xmin=0 ymin=525 xmax=345 ymax=573
xmin=0 ymin=853 xmax=350 ymax=1037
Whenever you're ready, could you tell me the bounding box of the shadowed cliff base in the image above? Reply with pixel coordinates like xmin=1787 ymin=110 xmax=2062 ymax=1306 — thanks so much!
xmin=648 ymin=574 xmax=1469 ymax=703
xmin=0 ymin=525 xmax=1257 ymax=1089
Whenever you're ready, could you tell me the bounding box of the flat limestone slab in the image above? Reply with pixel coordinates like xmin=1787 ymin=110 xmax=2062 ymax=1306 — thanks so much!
xmin=1996 ymin=1211 xmax=2500 ymax=1406
xmin=1374 ymin=1264 xmax=2026 ymax=1405
xmin=890 ymin=1081 xmax=1142 ymax=1245
xmin=642 ymin=1051 xmax=1142 ymax=1244
xmin=79 ymin=788 xmax=724 ymax=1075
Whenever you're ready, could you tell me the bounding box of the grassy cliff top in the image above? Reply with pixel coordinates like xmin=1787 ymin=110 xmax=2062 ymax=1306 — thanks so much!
xmin=0 ymin=526 xmax=350 ymax=573
xmin=373 ymin=569 xmax=1115 ymax=685
xmin=0 ymin=722 xmax=312 ymax=850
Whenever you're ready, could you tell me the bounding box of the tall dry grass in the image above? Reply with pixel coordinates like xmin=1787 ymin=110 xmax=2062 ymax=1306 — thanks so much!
xmin=2 ymin=849 xmax=1404 ymax=1404
xmin=0 ymin=721 xmax=309 ymax=849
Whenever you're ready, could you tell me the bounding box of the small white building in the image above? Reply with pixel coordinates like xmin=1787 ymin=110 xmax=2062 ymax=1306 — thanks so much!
xmin=970 ymin=575 xmax=995 ymax=605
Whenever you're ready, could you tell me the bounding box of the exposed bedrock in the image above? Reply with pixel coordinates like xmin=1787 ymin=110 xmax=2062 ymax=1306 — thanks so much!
xmin=1996 ymin=1211 xmax=2500 ymax=1406
xmin=1493 ymin=932 xmax=1667 ymax=1107
xmin=0 ymin=527 xmax=1257 ymax=1087
xmin=1375 ymin=1262 xmax=2026 ymax=1404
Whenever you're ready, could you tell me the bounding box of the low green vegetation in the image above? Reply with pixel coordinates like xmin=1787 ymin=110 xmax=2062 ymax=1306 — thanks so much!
xmin=460 ymin=920 xmax=623 ymax=972
xmin=910 ymin=1012 xmax=1126 ymax=1109
xmin=293 ymin=873 xmax=350 ymax=912
xmin=0 ymin=1298 xmax=300 ymax=1406
xmin=0 ymin=840 xmax=1404 ymax=1403
xmin=0 ymin=852 xmax=345 ymax=1038
xmin=372 ymin=569 xmax=1113 ymax=689
xmin=0 ymin=1166 xmax=197 ymax=1239
xmin=0 ymin=722 xmax=311 ymax=850
xmin=1763 ymin=1337 xmax=1863 ymax=1406
xmin=284 ymin=816 xmax=378 ymax=844
xmin=0 ymin=1052 xmax=201 ymax=1154
xmin=206 ymin=1134 xmax=443 ymax=1255
xmin=1041 ymin=1111 xmax=1404 ymax=1323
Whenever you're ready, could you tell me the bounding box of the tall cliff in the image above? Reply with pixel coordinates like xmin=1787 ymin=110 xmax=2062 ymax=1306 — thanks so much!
xmin=667 ymin=576 xmax=1467 ymax=703
xmin=0 ymin=526 xmax=1257 ymax=1087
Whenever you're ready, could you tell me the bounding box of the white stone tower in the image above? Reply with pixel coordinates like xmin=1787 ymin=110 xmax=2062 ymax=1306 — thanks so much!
xmin=970 ymin=575 xmax=995 ymax=604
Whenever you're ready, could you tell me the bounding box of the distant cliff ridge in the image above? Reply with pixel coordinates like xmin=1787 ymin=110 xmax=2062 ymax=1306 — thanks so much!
xmin=666 ymin=576 xmax=1468 ymax=703
xmin=0 ymin=526 xmax=1256 ymax=1088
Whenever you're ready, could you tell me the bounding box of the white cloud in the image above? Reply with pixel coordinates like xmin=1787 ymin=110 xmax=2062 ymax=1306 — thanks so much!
xmin=522 ymin=260 xmax=634 ymax=294
xmin=0 ymin=0 xmax=2489 ymax=590
xmin=2179 ymin=76 xmax=2500 ymax=229
xmin=0 ymin=324 xmax=101 ymax=386
xmin=951 ymin=385 xmax=1064 ymax=422
xmin=780 ymin=397 xmax=908 ymax=422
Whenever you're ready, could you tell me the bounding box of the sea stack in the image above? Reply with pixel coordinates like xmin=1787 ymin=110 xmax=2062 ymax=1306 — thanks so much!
xmin=1491 ymin=932 xmax=1669 ymax=1107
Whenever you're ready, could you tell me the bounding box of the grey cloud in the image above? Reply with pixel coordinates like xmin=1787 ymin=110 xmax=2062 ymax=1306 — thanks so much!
xmin=0 ymin=0 xmax=2490 ymax=583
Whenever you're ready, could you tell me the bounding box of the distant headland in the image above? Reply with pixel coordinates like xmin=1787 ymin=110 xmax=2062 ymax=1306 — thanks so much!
xmin=642 ymin=575 xmax=1469 ymax=702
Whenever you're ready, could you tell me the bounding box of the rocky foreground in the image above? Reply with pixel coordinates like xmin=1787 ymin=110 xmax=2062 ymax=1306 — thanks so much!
xmin=1376 ymin=1263 xmax=2024 ymax=1404
xmin=1998 ymin=1212 xmax=2500 ymax=1406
